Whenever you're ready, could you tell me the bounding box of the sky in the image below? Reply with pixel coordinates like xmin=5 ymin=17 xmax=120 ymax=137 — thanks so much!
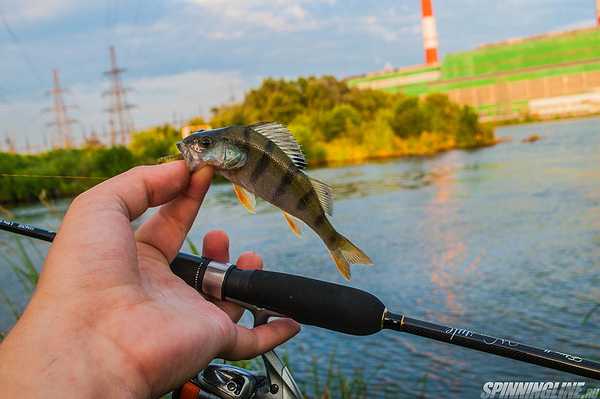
xmin=0 ymin=0 xmax=596 ymax=150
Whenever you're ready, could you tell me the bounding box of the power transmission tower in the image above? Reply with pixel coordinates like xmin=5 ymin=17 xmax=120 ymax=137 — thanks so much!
xmin=103 ymin=46 xmax=135 ymax=146
xmin=44 ymin=69 xmax=77 ymax=148
xmin=4 ymin=134 xmax=16 ymax=153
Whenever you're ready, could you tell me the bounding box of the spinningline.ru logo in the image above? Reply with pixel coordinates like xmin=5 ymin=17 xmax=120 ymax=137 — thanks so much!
xmin=480 ymin=381 xmax=600 ymax=398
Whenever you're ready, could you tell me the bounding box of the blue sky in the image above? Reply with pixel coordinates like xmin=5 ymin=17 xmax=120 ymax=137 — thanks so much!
xmin=0 ymin=0 xmax=596 ymax=149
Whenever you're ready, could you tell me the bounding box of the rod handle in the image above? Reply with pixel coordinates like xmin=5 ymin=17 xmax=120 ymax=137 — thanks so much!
xmin=224 ymin=268 xmax=385 ymax=335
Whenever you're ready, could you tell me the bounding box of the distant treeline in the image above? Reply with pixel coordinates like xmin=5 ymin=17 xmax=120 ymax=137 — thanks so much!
xmin=0 ymin=125 xmax=180 ymax=204
xmin=210 ymin=76 xmax=495 ymax=163
xmin=1 ymin=75 xmax=494 ymax=205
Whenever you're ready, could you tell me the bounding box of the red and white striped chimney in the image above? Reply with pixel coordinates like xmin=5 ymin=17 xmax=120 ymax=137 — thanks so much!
xmin=596 ymin=0 xmax=600 ymax=26
xmin=421 ymin=0 xmax=439 ymax=65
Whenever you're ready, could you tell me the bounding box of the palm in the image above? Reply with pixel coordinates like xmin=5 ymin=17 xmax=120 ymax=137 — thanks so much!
xmin=27 ymin=163 xmax=299 ymax=397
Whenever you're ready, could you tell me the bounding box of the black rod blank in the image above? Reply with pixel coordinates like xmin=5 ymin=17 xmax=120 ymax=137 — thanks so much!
xmin=0 ymin=219 xmax=56 ymax=242
xmin=1 ymin=218 xmax=599 ymax=380
xmin=383 ymin=312 xmax=600 ymax=380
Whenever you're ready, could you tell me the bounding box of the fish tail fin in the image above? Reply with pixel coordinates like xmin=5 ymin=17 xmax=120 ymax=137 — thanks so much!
xmin=328 ymin=233 xmax=373 ymax=280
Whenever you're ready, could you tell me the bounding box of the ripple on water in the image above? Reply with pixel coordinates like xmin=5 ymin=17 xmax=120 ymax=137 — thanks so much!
xmin=2 ymin=117 xmax=600 ymax=396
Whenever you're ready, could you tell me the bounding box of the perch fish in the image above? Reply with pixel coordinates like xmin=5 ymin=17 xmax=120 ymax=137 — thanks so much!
xmin=176 ymin=122 xmax=372 ymax=279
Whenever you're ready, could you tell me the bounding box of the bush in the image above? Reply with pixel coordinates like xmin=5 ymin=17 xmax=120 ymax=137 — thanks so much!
xmin=210 ymin=77 xmax=491 ymax=158
xmin=320 ymin=104 xmax=362 ymax=142
xmin=129 ymin=124 xmax=180 ymax=163
xmin=1 ymin=76 xmax=494 ymax=204
xmin=389 ymin=97 xmax=424 ymax=139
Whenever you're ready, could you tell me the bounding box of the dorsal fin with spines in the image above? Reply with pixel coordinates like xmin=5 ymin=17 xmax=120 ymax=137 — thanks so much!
xmin=249 ymin=122 xmax=307 ymax=170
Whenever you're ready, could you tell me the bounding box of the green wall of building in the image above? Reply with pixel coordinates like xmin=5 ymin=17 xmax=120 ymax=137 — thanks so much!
xmin=348 ymin=27 xmax=600 ymax=97
xmin=442 ymin=28 xmax=600 ymax=80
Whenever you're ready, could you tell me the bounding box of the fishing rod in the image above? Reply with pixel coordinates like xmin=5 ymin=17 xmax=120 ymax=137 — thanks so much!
xmin=2 ymin=219 xmax=600 ymax=391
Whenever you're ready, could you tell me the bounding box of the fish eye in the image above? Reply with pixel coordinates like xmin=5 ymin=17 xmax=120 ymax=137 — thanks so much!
xmin=191 ymin=136 xmax=212 ymax=151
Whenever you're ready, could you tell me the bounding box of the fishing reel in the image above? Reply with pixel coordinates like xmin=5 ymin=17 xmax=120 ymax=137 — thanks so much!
xmin=172 ymin=309 xmax=302 ymax=399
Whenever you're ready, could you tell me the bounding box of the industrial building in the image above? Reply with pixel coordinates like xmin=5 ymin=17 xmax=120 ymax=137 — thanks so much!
xmin=348 ymin=0 xmax=600 ymax=121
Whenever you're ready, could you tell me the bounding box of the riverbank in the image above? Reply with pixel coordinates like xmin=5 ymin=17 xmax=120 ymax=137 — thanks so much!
xmin=1 ymin=75 xmax=495 ymax=205
xmin=311 ymin=131 xmax=498 ymax=167
xmin=0 ymin=132 xmax=496 ymax=206
xmin=483 ymin=110 xmax=600 ymax=129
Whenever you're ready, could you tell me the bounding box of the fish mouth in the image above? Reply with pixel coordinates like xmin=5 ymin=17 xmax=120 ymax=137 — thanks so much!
xmin=176 ymin=141 xmax=206 ymax=172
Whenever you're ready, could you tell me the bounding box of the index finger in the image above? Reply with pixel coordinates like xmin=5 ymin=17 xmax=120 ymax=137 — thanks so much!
xmin=44 ymin=162 xmax=191 ymax=282
xmin=135 ymin=166 xmax=214 ymax=262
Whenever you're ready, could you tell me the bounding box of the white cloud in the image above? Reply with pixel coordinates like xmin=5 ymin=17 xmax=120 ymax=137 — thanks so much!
xmin=130 ymin=69 xmax=247 ymax=127
xmin=1 ymin=0 xmax=87 ymax=23
xmin=346 ymin=8 xmax=420 ymax=43
xmin=0 ymin=69 xmax=248 ymax=150
xmin=361 ymin=15 xmax=404 ymax=42
xmin=187 ymin=0 xmax=321 ymax=34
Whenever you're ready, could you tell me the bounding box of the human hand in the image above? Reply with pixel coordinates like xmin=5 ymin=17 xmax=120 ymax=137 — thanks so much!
xmin=0 ymin=162 xmax=300 ymax=398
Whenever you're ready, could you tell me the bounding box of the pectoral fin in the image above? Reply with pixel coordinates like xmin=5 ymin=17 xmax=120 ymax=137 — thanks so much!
xmin=232 ymin=184 xmax=256 ymax=214
xmin=282 ymin=212 xmax=302 ymax=237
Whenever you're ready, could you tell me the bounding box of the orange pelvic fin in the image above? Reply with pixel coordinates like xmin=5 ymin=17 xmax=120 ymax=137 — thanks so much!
xmin=232 ymin=184 xmax=256 ymax=214
xmin=282 ymin=212 xmax=302 ymax=238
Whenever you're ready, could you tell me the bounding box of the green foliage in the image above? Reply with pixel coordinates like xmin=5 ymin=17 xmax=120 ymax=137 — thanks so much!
xmin=1 ymin=76 xmax=493 ymax=205
xmin=0 ymin=146 xmax=137 ymax=204
xmin=187 ymin=116 xmax=208 ymax=126
xmin=88 ymin=146 xmax=136 ymax=177
xmin=288 ymin=117 xmax=327 ymax=163
xmin=186 ymin=237 xmax=200 ymax=256
xmin=0 ymin=124 xmax=182 ymax=204
xmin=210 ymin=75 xmax=493 ymax=164
xmin=389 ymin=97 xmax=424 ymax=139
xmin=319 ymin=104 xmax=362 ymax=142
xmin=129 ymin=124 xmax=180 ymax=163
xmin=309 ymin=350 xmax=367 ymax=399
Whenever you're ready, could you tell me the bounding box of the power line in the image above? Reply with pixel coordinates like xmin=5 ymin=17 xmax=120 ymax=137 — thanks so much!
xmin=0 ymin=11 xmax=44 ymax=86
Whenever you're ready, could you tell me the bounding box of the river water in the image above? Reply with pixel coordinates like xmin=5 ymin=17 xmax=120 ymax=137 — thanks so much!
xmin=1 ymin=117 xmax=600 ymax=397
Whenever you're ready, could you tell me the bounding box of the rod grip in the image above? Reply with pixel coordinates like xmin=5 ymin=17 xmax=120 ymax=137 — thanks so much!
xmin=225 ymin=268 xmax=385 ymax=336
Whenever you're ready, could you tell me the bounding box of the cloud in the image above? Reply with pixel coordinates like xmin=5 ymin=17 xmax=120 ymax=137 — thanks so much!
xmin=187 ymin=0 xmax=321 ymax=34
xmin=360 ymin=13 xmax=421 ymax=42
xmin=1 ymin=0 xmax=85 ymax=23
xmin=0 ymin=69 xmax=248 ymax=149
xmin=129 ymin=69 xmax=247 ymax=127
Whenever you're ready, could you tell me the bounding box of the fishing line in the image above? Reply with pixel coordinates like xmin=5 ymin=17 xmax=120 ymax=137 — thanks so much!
xmin=0 ymin=173 xmax=107 ymax=181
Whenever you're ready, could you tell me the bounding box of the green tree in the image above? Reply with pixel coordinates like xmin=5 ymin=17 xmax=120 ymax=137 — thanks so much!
xmin=288 ymin=116 xmax=326 ymax=163
xmin=187 ymin=116 xmax=208 ymax=126
xmin=129 ymin=124 xmax=180 ymax=163
xmin=456 ymin=106 xmax=480 ymax=147
xmin=389 ymin=97 xmax=425 ymax=139
xmin=421 ymin=94 xmax=460 ymax=136
xmin=319 ymin=104 xmax=362 ymax=142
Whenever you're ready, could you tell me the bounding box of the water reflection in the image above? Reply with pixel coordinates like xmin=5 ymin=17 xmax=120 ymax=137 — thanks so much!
xmin=425 ymin=156 xmax=470 ymax=319
xmin=2 ymin=117 xmax=600 ymax=397
xmin=329 ymin=165 xmax=454 ymax=201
